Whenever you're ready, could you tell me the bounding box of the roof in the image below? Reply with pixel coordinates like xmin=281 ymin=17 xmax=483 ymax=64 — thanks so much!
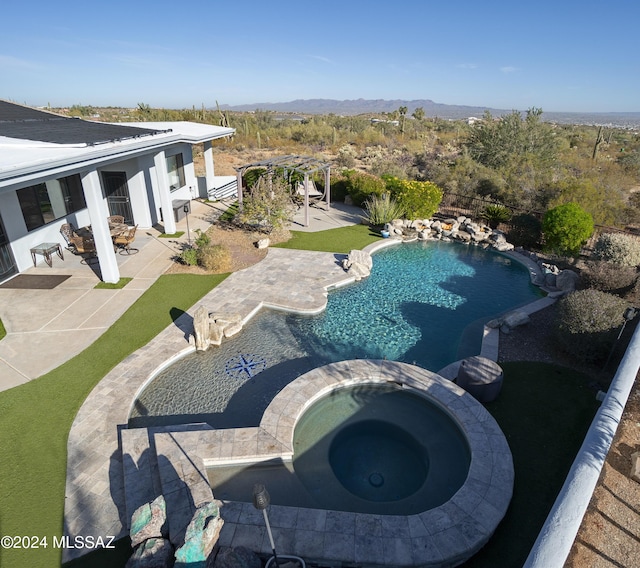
xmin=0 ymin=100 xmax=168 ymax=145
xmin=0 ymin=101 xmax=235 ymax=188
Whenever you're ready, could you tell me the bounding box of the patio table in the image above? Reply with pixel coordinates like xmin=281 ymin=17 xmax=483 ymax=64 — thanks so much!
xmin=30 ymin=242 xmax=64 ymax=267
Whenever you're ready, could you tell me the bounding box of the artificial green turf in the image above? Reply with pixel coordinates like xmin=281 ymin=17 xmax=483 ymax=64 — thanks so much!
xmin=218 ymin=200 xmax=239 ymax=222
xmin=157 ymin=231 xmax=185 ymax=238
xmin=272 ymin=223 xmax=381 ymax=254
xmin=0 ymin=273 xmax=228 ymax=568
xmin=0 ymin=317 xmax=5 ymax=341
xmin=94 ymin=277 xmax=133 ymax=289
xmin=461 ymin=361 xmax=599 ymax=567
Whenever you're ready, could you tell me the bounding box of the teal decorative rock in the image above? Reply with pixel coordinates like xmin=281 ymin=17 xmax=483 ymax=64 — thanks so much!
xmin=131 ymin=496 xmax=168 ymax=548
xmin=174 ymin=502 xmax=224 ymax=567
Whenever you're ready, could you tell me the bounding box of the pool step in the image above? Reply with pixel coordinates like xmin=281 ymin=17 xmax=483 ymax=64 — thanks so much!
xmin=121 ymin=427 xmax=163 ymax=529
xmin=121 ymin=424 xmax=216 ymax=548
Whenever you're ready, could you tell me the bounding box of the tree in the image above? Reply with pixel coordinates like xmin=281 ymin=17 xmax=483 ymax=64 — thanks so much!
xmin=412 ymin=107 xmax=425 ymax=121
xmin=398 ymin=106 xmax=408 ymax=136
xmin=384 ymin=176 xmax=443 ymax=219
xmin=541 ymin=202 xmax=594 ymax=256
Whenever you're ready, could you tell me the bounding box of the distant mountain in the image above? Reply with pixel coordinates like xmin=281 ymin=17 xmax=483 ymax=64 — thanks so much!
xmin=220 ymin=98 xmax=640 ymax=127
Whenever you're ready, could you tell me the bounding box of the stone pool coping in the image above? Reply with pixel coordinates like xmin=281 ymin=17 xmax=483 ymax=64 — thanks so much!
xmin=205 ymin=359 xmax=514 ymax=567
xmin=62 ymin=243 xmax=548 ymax=563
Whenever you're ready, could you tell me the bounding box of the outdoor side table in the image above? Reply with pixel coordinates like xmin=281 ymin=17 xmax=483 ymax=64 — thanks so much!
xmin=30 ymin=242 xmax=64 ymax=267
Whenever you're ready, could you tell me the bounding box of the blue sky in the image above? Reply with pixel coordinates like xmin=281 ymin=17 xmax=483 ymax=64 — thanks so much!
xmin=2 ymin=0 xmax=639 ymax=113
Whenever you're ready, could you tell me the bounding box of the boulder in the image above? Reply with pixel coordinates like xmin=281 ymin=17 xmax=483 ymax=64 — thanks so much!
xmin=255 ymin=238 xmax=270 ymax=249
xmin=222 ymin=321 xmax=243 ymax=338
xmin=503 ymin=310 xmax=530 ymax=329
xmin=348 ymin=262 xmax=371 ymax=281
xmin=130 ymin=495 xmax=169 ymax=548
xmin=193 ymin=306 xmax=210 ymax=351
xmin=545 ymin=273 xmax=557 ymax=288
xmin=174 ymin=502 xmax=224 ymax=568
xmin=213 ymin=547 xmax=261 ymax=568
xmin=348 ymin=249 xmax=373 ymax=269
xmin=209 ymin=322 xmax=224 ymax=346
xmin=556 ymin=269 xmax=580 ymax=292
xmin=126 ymin=537 xmax=174 ymax=568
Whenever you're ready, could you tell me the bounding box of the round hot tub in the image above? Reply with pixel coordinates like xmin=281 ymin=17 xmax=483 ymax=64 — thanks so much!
xmin=292 ymin=383 xmax=471 ymax=514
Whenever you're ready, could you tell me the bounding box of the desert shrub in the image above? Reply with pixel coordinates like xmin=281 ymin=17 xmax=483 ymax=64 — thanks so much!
xmin=481 ymin=204 xmax=511 ymax=228
xmin=542 ymin=202 xmax=594 ymax=256
xmin=330 ymin=171 xmax=350 ymax=202
xmin=580 ymin=260 xmax=638 ymax=293
xmin=180 ymin=246 xmax=198 ymax=266
xmin=363 ymin=193 xmax=405 ymax=226
xmin=593 ymin=232 xmax=640 ymax=267
xmin=507 ymin=213 xmax=542 ymax=249
xmin=238 ymin=176 xmax=294 ymax=231
xmin=554 ymin=289 xmax=628 ymax=362
xmin=335 ymin=144 xmax=357 ymax=168
xmin=342 ymin=170 xmax=386 ymax=206
xmin=197 ymin=244 xmax=232 ymax=272
xmin=384 ymin=176 xmax=443 ymax=219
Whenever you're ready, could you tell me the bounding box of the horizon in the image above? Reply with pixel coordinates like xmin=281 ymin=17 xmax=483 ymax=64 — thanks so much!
xmin=2 ymin=0 xmax=639 ymax=114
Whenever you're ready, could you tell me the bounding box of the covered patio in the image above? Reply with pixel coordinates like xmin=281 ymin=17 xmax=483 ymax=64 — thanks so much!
xmin=235 ymin=155 xmax=332 ymax=227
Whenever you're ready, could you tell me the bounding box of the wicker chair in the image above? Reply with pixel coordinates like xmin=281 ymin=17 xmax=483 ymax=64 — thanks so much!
xmin=113 ymin=225 xmax=138 ymax=255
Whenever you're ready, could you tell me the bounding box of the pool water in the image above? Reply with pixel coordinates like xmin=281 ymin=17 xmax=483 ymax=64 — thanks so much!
xmin=130 ymin=241 xmax=542 ymax=429
xmin=208 ymin=383 xmax=471 ymax=514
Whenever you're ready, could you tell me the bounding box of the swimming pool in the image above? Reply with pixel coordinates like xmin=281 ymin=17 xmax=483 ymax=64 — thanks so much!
xmin=129 ymin=240 xmax=542 ymax=429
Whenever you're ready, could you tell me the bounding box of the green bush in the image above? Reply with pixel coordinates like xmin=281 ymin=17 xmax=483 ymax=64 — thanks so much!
xmin=180 ymin=246 xmax=198 ymax=266
xmin=481 ymin=204 xmax=512 ymax=228
xmin=542 ymin=202 xmax=594 ymax=256
xmin=507 ymin=213 xmax=542 ymax=249
xmin=580 ymin=260 xmax=638 ymax=293
xmin=363 ymin=193 xmax=405 ymax=226
xmin=238 ymin=176 xmax=294 ymax=231
xmin=342 ymin=170 xmax=386 ymax=206
xmin=384 ymin=176 xmax=443 ymax=219
xmin=593 ymin=232 xmax=640 ymax=267
xmin=198 ymin=244 xmax=232 ymax=272
xmin=554 ymin=289 xmax=628 ymax=362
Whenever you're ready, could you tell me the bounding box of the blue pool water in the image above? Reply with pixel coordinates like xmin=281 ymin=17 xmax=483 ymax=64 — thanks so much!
xmin=129 ymin=241 xmax=542 ymax=429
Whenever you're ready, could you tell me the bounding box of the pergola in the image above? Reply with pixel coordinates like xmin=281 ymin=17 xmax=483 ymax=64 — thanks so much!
xmin=234 ymin=155 xmax=331 ymax=227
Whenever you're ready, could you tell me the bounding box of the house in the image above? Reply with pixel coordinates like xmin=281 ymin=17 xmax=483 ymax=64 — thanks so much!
xmin=0 ymin=100 xmax=235 ymax=283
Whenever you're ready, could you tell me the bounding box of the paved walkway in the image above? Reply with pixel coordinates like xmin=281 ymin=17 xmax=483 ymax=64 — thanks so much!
xmin=0 ymin=201 xmax=363 ymax=391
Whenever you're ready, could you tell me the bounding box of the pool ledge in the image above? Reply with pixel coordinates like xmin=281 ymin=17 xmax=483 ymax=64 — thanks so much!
xmin=162 ymin=359 xmax=514 ymax=567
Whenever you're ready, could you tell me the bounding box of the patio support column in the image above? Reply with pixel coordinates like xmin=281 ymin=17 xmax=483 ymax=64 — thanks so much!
xmin=203 ymin=140 xmax=215 ymax=191
xmin=154 ymin=150 xmax=176 ymax=235
xmin=81 ymin=169 xmax=120 ymax=283
xmin=303 ymin=173 xmax=310 ymax=227
xmin=324 ymin=166 xmax=331 ymax=210
xmin=236 ymin=170 xmax=243 ymax=210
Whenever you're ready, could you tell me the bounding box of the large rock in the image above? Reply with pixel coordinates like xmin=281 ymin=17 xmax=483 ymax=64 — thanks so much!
xmin=193 ymin=306 xmax=210 ymax=351
xmin=502 ymin=310 xmax=530 ymax=329
xmin=556 ymin=269 xmax=580 ymax=292
xmin=174 ymin=502 xmax=224 ymax=568
xmin=348 ymin=262 xmax=371 ymax=281
xmin=126 ymin=537 xmax=174 ymax=568
xmin=213 ymin=547 xmax=261 ymax=568
xmin=347 ymin=249 xmax=373 ymax=270
xmin=130 ymin=496 xmax=169 ymax=548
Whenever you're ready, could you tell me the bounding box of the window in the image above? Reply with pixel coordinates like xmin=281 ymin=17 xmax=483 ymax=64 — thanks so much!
xmin=166 ymin=153 xmax=185 ymax=191
xmin=17 ymin=174 xmax=86 ymax=232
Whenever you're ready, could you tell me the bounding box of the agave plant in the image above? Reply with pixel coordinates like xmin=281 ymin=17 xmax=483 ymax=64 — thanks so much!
xmin=363 ymin=193 xmax=405 ymax=227
xmin=481 ymin=204 xmax=511 ymax=229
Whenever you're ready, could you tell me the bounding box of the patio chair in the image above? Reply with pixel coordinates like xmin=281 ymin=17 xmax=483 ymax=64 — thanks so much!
xmin=113 ymin=225 xmax=139 ymax=255
xmin=107 ymin=215 xmax=125 ymax=226
xmin=68 ymin=235 xmax=98 ymax=263
xmin=60 ymin=223 xmax=77 ymax=249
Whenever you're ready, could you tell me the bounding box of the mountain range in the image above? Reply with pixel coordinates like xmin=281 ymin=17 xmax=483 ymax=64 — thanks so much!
xmin=220 ymin=98 xmax=640 ymax=127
